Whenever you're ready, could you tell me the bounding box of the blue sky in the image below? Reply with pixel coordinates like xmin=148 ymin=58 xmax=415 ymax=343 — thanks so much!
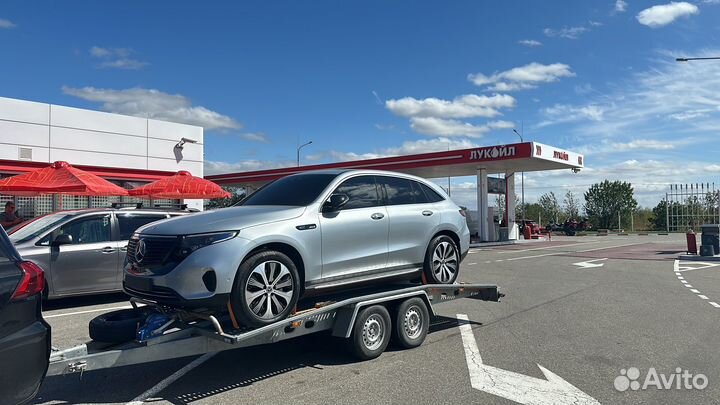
xmin=1 ymin=1 xmax=719 ymax=208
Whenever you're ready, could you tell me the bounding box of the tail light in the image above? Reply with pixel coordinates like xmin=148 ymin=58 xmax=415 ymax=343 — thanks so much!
xmin=11 ymin=261 xmax=45 ymax=301
xmin=459 ymin=209 xmax=466 ymax=217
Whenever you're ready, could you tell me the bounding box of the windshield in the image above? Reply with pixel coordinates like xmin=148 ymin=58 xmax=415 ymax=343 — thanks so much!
xmin=9 ymin=213 xmax=72 ymax=244
xmin=241 ymin=173 xmax=339 ymax=206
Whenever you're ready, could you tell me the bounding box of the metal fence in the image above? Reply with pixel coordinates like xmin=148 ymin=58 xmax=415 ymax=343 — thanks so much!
xmin=666 ymin=183 xmax=720 ymax=232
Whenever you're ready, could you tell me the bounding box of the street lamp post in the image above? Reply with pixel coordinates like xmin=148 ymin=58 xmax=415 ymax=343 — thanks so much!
xmin=297 ymin=140 xmax=313 ymax=167
xmin=512 ymin=128 xmax=525 ymax=222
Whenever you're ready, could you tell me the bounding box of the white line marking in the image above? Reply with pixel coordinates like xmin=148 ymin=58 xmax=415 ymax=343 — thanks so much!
xmin=681 ymin=280 xmax=689 ymax=284
xmin=504 ymin=242 xmax=641 ymax=261
xmin=710 ymin=302 xmax=720 ymax=308
xmin=125 ymin=352 xmax=216 ymax=405
xmin=677 ymin=276 xmax=684 ymax=280
xmin=467 ymin=262 xmax=477 ymax=266
xmin=45 ymin=305 xmax=133 ymax=319
xmin=456 ymin=314 xmax=599 ymax=404
xmin=496 ymin=240 xmax=607 ymax=254
xmin=698 ymin=295 xmax=709 ymax=300
xmin=690 ymin=289 xmax=701 ymax=293
xmin=685 ymin=284 xmax=694 ymax=288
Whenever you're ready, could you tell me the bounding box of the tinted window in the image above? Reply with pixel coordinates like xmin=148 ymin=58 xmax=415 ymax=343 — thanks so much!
xmin=417 ymin=182 xmax=445 ymax=203
xmin=9 ymin=213 xmax=72 ymax=244
xmin=117 ymin=214 xmax=167 ymax=240
xmin=58 ymin=215 xmax=112 ymax=244
xmin=242 ymin=173 xmax=339 ymax=206
xmin=380 ymin=176 xmax=422 ymax=205
xmin=333 ymin=176 xmax=379 ymax=209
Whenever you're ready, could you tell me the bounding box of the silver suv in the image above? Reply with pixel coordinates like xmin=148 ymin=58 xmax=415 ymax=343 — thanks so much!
xmin=124 ymin=170 xmax=469 ymax=327
xmin=10 ymin=208 xmax=189 ymax=299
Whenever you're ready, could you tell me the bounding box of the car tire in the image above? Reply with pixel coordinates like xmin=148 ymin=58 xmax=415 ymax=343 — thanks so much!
xmin=230 ymin=250 xmax=301 ymax=328
xmin=423 ymin=235 xmax=460 ymax=284
xmin=89 ymin=308 xmax=149 ymax=343
xmin=392 ymin=297 xmax=429 ymax=349
xmin=347 ymin=304 xmax=392 ymax=360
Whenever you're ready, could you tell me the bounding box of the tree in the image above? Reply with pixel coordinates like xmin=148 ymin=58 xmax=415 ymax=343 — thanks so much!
xmin=584 ymin=180 xmax=637 ymax=230
xmin=204 ymin=186 xmax=246 ymax=210
xmin=563 ymin=190 xmax=580 ymax=220
xmin=538 ymin=192 xmax=561 ymax=224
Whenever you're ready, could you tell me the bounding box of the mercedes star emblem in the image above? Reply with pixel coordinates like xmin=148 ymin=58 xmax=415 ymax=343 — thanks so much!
xmin=135 ymin=239 xmax=147 ymax=263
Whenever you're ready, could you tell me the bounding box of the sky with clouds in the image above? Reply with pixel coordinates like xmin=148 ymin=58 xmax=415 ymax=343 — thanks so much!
xmin=1 ymin=1 xmax=719 ymax=209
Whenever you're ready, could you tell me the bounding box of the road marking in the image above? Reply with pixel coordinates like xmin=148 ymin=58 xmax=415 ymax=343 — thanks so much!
xmin=710 ymin=302 xmax=720 ymax=308
xmin=504 ymin=242 xmax=641 ymax=262
xmin=676 ymin=262 xmax=720 ymax=272
xmin=677 ymin=276 xmax=684 ymax=280
xmin=456 ymin=314 xmax=599 ymax=405
xmin=698 ymin=295 xmax=709 ymax=300
xmin=467 ymin=262 xmax=477 ymax=266
xmin=572 ymin=258 xmax=607 ymax=269
xmin=45 ymin=305 xmax=133 ymax=319
xmin=685 ymin=284 xmax=694 ymax=288
xmin=495 ymin=240 xmax=608 ymax=254
xmin=675 ymin=260 xmax=719 ymax=309
xmin=125 ymin=352 xmax=216 ymax=405
xmin=681 ymin=280 xmax=688 ymax=284
xmin=690 ymin=289 xmax=701 ymax=293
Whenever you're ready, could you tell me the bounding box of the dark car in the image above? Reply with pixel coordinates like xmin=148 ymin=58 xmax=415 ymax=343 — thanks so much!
xmin=0 ymin=226 xmax=50 ymax=405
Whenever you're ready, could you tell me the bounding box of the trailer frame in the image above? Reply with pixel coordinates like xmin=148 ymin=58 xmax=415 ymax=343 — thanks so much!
xmin=47 ymin=283 xmax=500 ymax=377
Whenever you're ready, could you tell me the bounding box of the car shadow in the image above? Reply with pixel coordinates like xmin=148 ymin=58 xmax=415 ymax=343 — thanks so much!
xmin=43 ymin=292 xmax=129 ymax=311
xmin=35 ymin=316 xmax=480 ymax=405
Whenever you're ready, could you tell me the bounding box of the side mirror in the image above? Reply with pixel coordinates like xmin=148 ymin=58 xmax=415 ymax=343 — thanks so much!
xmin=323 ymin=193 xmax=349 ymax=212
xmin=51 ymin=234 xmax=73 ymax=246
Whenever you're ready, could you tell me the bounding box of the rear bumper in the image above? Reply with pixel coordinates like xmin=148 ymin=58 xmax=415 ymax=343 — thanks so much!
xmin=0 ymin=318 xmax=50 ymax=405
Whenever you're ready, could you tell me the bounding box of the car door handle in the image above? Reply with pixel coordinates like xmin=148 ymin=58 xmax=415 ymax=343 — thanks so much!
xmin=99 ymin=247 xmax=116 ymax=254
xmin=371 ymin=213 xmax=385 ymax=220
xmin=422 ymin=210 xmax=434 ymax=216
xmin=120 ymin=245 xmax=128 ymax=252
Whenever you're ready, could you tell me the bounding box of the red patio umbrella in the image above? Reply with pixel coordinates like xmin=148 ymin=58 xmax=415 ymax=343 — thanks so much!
xmin=128 ymin=170 xmax=230 ymax=199
xmin=0 ymin=161 xmax=128 ymax=196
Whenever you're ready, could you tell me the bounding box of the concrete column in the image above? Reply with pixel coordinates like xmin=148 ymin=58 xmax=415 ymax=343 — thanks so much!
xmin=505 ymin=172 xmax=518 ymax=240
xmin=477 ymin=168 xmax=489 ymax=242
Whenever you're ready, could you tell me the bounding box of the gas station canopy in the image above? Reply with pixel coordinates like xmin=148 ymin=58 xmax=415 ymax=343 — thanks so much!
xmin=206 ymin=141 xmax=584 ymax=188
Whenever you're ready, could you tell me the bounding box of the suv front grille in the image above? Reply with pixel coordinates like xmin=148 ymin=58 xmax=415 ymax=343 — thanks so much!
xmin=127 ymin=236 xmax=179 ymax=266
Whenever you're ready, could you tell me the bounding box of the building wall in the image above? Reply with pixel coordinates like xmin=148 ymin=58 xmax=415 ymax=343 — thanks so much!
xmin=0 ymin=96 xmax=205 ymax=210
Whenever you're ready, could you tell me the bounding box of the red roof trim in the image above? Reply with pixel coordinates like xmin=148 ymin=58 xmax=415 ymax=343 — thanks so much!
xmin=0 ymin=159 xmax=176 ymax=182
xmin=207 ymin=142 xmax=532 ymax=184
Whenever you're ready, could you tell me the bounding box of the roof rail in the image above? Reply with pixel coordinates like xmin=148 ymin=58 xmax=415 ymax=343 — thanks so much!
xmin=111 ymin=202 xmax=144 ymax=209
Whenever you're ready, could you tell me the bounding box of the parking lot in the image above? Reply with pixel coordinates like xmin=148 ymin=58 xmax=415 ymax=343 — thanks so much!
xmin=33 ymin=234 xmax=720 ymax=405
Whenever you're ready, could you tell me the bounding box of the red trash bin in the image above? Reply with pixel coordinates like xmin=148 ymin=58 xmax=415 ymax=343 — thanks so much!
xmin=686 ymin=231 xmax=697 ymax=255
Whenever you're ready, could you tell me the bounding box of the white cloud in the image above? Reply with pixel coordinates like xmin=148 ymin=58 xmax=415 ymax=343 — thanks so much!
xmin=385 ymin=94 xmax=515 ymax=119
xmin=615 ymin=0 xmax=628 ymax=12
xmin=543 ymin=26 xmax=588 ymax=39
xmin=468 ymin=62 xmax=575 ymax=92
xmin=518 ymin=39 xmax=542 ymax=47
xmin=204 ymin=159 xmax=294 ymax=175
xmin=306 ymin=137 xmax=479 ymax=162
xmin=89 ymin=46 xmax=148 ymax=70
xmin=0 ymin=18 xmax=16 ymax=29
xmin=409 ymin=117 xmax=489 ymax=137
xmin=611 ymin=139 xmax=677 ymax=150
xmin=538 ymin=104 xmax=605 ymax=126
xmin=62 ymin=86 xmax=241 ymax=130
xmin=240 ymin=132 xmax=268 ymax=142
xmin=636 ymin=2 xmax=699 ymax=27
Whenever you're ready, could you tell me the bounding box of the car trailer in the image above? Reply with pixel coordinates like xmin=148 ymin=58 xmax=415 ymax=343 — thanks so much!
xmin=47 ymin=283 xmax=500 ymax=377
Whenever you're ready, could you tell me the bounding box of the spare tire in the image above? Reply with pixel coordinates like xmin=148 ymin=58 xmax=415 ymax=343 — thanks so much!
xmin=89 ymin=308 xmax=150 ymax=343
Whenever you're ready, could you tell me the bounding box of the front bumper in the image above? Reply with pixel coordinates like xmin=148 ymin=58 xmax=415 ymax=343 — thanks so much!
xmin=123 ymin=234 xmax=256 ymax=306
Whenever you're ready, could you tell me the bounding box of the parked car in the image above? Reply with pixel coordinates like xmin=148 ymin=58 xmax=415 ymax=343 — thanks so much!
xmin=9 ymin=207 xmax=189 ymax=299
xmin=124 ymin=170 xmax=469 ymax=327
xmin=0 ymin=226 xmax=50 ymax=405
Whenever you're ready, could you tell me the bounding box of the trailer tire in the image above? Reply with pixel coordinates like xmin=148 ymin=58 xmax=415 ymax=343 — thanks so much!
xmin=423 ymin=235 xmax=460 ymax=284
xmin=347 ymin=305 xmax=391 ymax=361
xmin=392 ymin=297 xmax=429 ymax=349
xmin=89 ymin=308 xmax=149 ymax=343
xmin=230 ymin=250 xmax=300 ymax=328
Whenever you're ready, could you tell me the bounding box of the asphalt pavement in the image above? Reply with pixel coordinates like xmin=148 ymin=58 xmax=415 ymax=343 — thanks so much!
xmin=33 ymin=234 xmax=720 ymax=405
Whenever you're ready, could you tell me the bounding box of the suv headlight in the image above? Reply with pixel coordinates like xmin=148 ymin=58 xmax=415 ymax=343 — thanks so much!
xmin=175 ymin=231 xmax=238 ymax=259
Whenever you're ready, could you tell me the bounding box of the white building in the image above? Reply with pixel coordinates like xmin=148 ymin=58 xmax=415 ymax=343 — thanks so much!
xmin=0 ymin=96 xmax=204 ymax=216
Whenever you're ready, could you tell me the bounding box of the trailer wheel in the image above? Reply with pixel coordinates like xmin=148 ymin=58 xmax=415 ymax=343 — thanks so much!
xmin=392 ymin=297 xmax=429 ymax=349
xmin=230 ymin=250 xmax=300 ymax=328
xmin=348 ymin=305 xmax=391 ymax=360
xmin=423 ymin=235 xmax=459 ymax=284
xmin=89 ymin=308 xmax=149 ymax=343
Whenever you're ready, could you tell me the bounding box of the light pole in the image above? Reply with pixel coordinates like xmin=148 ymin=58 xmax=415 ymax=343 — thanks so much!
xmin=676 ymin=56 xmax=720 ymax=62
xmin=297 ymin=140 xmax=312 ymax=167
xmin=512 ymin=128 xmax=525 ymax=221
